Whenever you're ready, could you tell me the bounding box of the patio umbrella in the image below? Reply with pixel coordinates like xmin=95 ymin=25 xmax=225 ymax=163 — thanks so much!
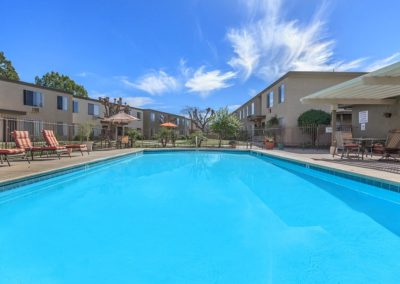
xmin=103 ymin=111 xmax=139 ymax=125
xmin=102 ymin=111 xmax=139 ymax=138
xmin=160 ymin=122 xmax=177 ymax=128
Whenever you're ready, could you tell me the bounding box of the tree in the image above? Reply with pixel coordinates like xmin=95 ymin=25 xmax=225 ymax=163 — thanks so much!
xmin=209 ymin=107 xmax=242 ymax=147
xmin=35 ymin=71 xmax=88 ymax=98
xmin=298 ymin=109 xmax=331 ymax=126
xmin=0 ymin=51 xmax=20 ymax=80
xmin=298 ymin=109 xmax=331 ymax=146
xmin=182 ymin=106 xmax=214 ymax=132
xmin=99 ymin=97 xmax=129 ymax=118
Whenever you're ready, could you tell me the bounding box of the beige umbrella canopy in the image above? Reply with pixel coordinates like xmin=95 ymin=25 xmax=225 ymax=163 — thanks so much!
xmin=102 ymin=111 xmax=140 ymax=139
xmin=102 ymin=111 xmax=139 ymax=124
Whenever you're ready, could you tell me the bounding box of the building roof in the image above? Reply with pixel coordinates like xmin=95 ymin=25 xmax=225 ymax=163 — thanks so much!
xmin=301 ymin=62 xmax=400 ymax=105
xmin=142 ymin=108 xmax=189 ymax=119
xmin=232 ymin=71 xmax=366 ymax=113
xmin=0 ymin=77 xmax=73 ymax=95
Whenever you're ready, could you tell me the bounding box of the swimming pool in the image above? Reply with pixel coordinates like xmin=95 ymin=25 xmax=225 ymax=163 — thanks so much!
xmin=0 ymin=150 xmax=399 ymax=283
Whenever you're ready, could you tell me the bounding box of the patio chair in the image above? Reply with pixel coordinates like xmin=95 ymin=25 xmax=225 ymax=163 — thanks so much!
xmin=12 ymin=130 xmax=68 ymax=160
xmin=117 ymin=135 xmax=130 ymax=148
xmin=335 ymin=131 xmax=361 ymax=159
xmin=42 ymin=130 xmax=88 ymax=156
xmin=372 ymin=129 xmax=400 ymax=160
xmin=0 ymin=148 xmax=30 ymax=166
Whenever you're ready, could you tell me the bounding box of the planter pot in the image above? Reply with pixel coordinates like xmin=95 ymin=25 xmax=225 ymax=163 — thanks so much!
xmin=330 ymin=146 xmax=337 ymax=156
xmin=85 ymin=141 xmax=94 ymax=152
xmin=230 ymin=144 xmax=237 ymax=148
xmin=265 ymin=142 xmax=274 ymax=150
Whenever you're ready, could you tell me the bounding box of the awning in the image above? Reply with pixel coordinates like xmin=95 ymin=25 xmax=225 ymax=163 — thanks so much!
xmin=301 ymin=62 xmax=400 ymax=105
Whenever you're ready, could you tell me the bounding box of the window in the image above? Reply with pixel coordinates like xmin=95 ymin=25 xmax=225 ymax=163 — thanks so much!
xmin=278 ymin=84 xmax=285 ymax=103
xmin=136 ymin=112 xmax=141 ymax=119
xmin=251 ymin=102 xmax=255 ymax=115
xmin=88 ymin=103 xmax=99 ymax=116
xmin=150 ymin=112 xmax=155 ymax=122
xmin=23 ymin=90 xmax=43 ymax=107
xmin=56 ymin=122 xmax=67 ymax=137
xmin=246 ymin=106 xmax=249 ymax=117
xmin=239 ymin=110 xmax=242 ymax=120
xmin=57 ymin=96 xmax=68 ymax=111
xmin=72 ymin=100 xmax=79 ymax=113
xmin=267 ymin=92 xmax=274 ymax=108
xmin=159 ymin=114 xmax=165 ymax=123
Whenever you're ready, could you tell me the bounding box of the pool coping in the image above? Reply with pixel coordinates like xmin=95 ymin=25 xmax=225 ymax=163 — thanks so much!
xmin=0 ymin=148 xmax=399 ymax=194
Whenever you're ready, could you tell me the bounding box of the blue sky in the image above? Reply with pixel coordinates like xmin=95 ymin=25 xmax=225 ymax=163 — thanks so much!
xmin=2 ymin=0 xmax=400 ymax=114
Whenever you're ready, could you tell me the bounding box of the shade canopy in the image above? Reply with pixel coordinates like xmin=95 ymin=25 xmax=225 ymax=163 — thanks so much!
xmin=102 ymin=111 xmax=139 ymax=125
xmin=301 ymin=61 xmax=400 ymax=106
xmin=160 ymin=122 xmax=178 ymax=128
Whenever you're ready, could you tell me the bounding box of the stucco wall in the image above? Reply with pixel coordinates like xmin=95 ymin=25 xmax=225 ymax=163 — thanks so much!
xmin=351 ymin=102 xmax=400 ymax=138
xmin=0 ymin=79 xmax=73 ymax=124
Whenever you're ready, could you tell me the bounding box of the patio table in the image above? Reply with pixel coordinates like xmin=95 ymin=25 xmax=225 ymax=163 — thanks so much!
xmin=350 ymin=137 xmax=386 ymax=159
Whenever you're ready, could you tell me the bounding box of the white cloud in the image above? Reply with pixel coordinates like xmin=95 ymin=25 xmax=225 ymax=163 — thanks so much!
xmin=227 ymin=0 xmax=370 ymax=81
xmin=121 ymin=71 xmax=179 ymax=95
xmin=227 ymin=104 xmax=241 ymax=113
xmin=227 ymin=29 xmax=259 ymax=80
xmin=185 ymin=66 xmax=236 ymax=97
xmin=365 ymin=52 xmax=400 ymax=72
xmin=123 ymin=96 xmax=155 ymax=108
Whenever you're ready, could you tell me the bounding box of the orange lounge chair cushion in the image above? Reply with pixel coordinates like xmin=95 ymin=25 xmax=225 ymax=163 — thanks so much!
xmin=65 ymin=144 xmax=87 ymax=149
xmin=0 ymin=148 xmax=25 ymax=155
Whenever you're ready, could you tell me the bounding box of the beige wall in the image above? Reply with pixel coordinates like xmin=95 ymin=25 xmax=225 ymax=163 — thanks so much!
xmin=351 ymin=101 xmax=400 ymax=138
xmin=142 ymin=109 xmax=191 ymax=138
xmin=126 ymin=107 xmax=143 ymax=131
xmin=234 ymin=72 xmax=365 ymax=132
xmin=0 ymin=79 xmax=73 ymax=124
xmin=263 ymin=73 xmax=363 ymax=128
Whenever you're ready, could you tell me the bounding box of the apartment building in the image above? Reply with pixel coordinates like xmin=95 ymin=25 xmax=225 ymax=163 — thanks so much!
xmin=142 ymin=109 xmax=191 ymax=138
xmin=301 ymin=62 xmax=400 ymax=139
xmin=0 ymin=77 xmax=190 ymax=141
xmin=0 ymin=77 xmax=74 ymax=141
xmin=233 ymin=71 xmax=366 ymax=132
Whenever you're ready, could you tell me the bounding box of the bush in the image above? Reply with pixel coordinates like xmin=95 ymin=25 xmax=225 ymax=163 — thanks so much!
xmin=190 ymin=131 xmax=207 ymax=147
xmin=298 ymin=109 xmax=331 ymax=126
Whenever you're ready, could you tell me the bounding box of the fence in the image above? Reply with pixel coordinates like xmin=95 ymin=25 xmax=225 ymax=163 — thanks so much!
xmin=0 ymin=116 xmax=350 ymax=150
xmin=0 ymin=117 xmax=103 ymax=148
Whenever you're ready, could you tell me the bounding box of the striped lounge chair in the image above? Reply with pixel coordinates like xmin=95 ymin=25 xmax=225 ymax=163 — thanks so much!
xmin=42 ymin=130 xmax=88 ymax=156
xmin=0 ymin=148 xmax=29 ymax=166
xmin=12 ymin=130 xmax=68 ymax=160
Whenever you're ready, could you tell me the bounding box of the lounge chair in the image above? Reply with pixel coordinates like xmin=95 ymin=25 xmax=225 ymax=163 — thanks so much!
xmin=42 ymin=130 xmax=88 ymax=156
xmin=12 ymin=130 xmax=68 ymax=160
xmin=372 ymin=129 xmax=400 ymax=160
xmin=0 ymin=148 xmax=30 ymax=166
xmin=334 ymin=131 xmax=361 ymax=159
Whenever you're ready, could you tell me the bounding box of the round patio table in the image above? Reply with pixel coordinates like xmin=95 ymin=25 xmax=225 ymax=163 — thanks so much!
xmin=350 ymin=137 xmax=386 ymax=159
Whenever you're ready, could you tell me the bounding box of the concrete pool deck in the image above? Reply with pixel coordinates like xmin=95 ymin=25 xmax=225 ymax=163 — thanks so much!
xmin=0 ymin=147 xmax=398 ymax=186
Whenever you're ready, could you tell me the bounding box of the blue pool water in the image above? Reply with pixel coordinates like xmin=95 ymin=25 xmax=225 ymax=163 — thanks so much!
xmin=0 ymin=151 xmax=400 ymax=283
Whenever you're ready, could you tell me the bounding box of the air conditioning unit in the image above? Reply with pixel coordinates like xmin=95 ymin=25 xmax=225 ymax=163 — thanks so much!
xmin=32 ymin=108 xmax=40 ymax=113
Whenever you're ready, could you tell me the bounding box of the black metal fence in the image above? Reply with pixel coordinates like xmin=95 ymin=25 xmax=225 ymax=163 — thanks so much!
xmin=1 ymin=116 xmax=351 ymax=150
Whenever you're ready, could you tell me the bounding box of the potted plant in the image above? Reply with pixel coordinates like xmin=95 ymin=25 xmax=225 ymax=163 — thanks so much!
xmin=78 ymin=121 xmax=95 ymax=152
xmin=264 ymin=136 xmax=274 ymax=150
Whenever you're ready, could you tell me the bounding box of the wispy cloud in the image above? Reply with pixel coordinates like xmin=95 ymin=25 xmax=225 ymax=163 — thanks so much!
xmin=365 ymin=52 xmax=400 ymax=72
xmin=227 ymin=104 xmax=241 ymax=113
xmin=227 ymin=29 xmax=259 ymax=80
xmin=185 ymin=66 xmax=236 ymax=97
xmin=227 ymin=0 xmax=400 ymax=81
xmin=121 ymin=71 xmax=179 ymax=95
xmin=123 ymin=96 xmax=155 ymax=108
